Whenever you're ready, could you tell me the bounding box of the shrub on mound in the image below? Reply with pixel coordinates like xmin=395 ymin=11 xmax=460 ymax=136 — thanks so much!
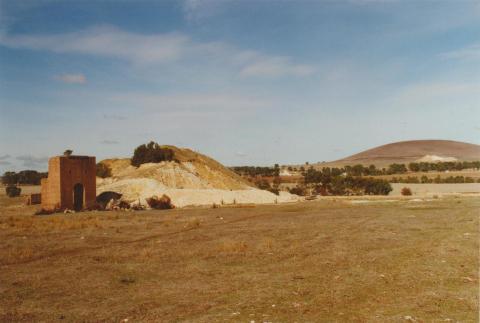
xmin=131 ymin=141 xmax=175 ymax=167
xmin=96 ymin=163 xmax=112 ymax=178
xmin=146 ymin=194 xmax=175 ymax=209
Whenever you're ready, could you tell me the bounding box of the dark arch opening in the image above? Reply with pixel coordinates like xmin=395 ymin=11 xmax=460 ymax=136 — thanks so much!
xmin=73 ymin=183 xmax=84 ymax=211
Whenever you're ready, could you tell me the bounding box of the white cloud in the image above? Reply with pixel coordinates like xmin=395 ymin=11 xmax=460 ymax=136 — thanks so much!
xmin=439 ymin=43 xmax=480 ymax=61
xmin=182 ymin=0 xmax=226 ymax=22
xmin=240 ymin=55 xmax=315 ymax=78
xmin=0 ymin=25 xmax=315 ymax=78
xmin=0 ymin=25 xmax=189 ymax=64
xmin=0 ymin=154 xmax=10 ymax=160
xmin=56 ymin=73 xmax=87 ymax=84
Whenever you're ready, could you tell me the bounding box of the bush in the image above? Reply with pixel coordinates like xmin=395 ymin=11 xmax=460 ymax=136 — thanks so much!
xmin=289 ymin=185 xmax=306 ymax=196
xmin=364 ymin=178 xmax=393 ymax=195
xmin=401 ymin=187 xmax=412 ymax=196
xmin=255 ymin=179 xmax=271 ymax=190
xmin=131 ymin=141 xmax=175 ymax=167
xmin=6 ymin=185 xmax=21 ymax=197
xmin=96 ymin=163 xmax=112 ymax=178
xmin=267 ymin=188 xmax=280 ymax=195
xmin=146 ymin=194 xmax=174 ymax=209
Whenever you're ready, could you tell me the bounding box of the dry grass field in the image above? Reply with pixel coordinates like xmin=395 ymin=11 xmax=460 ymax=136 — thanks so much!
xmin=0 ymin=193 xmax=478 ymax=322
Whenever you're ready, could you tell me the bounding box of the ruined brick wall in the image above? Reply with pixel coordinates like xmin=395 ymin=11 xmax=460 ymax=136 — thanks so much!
xmin=41 ymin=156 xmax=96 ymax=211
xmin=41 ymin=157 xmax=62 ymax=211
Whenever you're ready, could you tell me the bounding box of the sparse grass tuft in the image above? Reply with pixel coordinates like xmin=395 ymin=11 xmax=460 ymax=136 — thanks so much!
xmin=184 ymin=217 xmax=201 ymax=228
xmin=217 ymin=239 xmax=249 ymax=254
xmin=258 ymin=237 xmax=275 ymax=252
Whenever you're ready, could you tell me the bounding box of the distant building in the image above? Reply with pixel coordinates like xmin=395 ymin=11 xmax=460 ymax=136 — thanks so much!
xmin=41 ymin=155 xmax=96 ymax=211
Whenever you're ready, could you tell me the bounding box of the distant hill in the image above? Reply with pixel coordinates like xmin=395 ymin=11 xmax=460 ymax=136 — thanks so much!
xmin=315 ymin=140 xmax=480 ymax=168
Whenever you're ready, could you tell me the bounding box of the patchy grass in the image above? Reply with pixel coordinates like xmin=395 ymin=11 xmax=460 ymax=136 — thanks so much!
xmin=0 ymin=196 xmax=478 ymax=322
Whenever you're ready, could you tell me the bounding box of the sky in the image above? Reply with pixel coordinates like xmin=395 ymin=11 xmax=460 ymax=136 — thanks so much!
xmin=0 ymin=0 xmax=479 ymax=172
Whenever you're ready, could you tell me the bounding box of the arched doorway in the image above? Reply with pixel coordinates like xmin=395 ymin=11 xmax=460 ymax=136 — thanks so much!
xmin=73 ymin=183 xmax=84 ymax=211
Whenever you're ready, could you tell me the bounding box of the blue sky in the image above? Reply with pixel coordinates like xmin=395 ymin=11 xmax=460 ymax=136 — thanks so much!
xmin=0 ymin=0 xmax=479 ymax=172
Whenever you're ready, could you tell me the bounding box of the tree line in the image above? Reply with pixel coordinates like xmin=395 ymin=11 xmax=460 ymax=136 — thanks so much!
xmin=407 ymin=161 xmax=480 ymax=172
xmin=305 ymin=161 xmax=480 ymax=177
xmin=1 ymin=170 xmax=48 ymax=185
xmin=389 ymin=175 xmax=479 ymax=184
xmin=235 ymin=161 xmax=480 ymax=179
xmin=232 ymin=164 xmax=280 ymax=177
xmin=302 ymin=168 xmax=392 ymax=195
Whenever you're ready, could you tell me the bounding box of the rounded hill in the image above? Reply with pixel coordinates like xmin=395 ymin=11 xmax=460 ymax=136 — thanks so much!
xmin=323 ymin=140 xmax=480 ymax=167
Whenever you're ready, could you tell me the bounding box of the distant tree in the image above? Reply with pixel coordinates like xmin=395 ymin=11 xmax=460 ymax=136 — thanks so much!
xmin=420 ymin=175 xmax=430 ymax=184
xmin=289 ymin=185 xmax=306 ymax=196
xmin=387 ymin=163 xmax=407 ymax=175
xmin=1 ymin=171 xmax=46 ymax=185
xmin=273 ymin=164 xmax=280 ymax=177
xmin=350 ymin=164 xmax=365 ymax=176
xmin=255 ymin=179 xmax=271 ymax=190
xmin=63 ymin=149 xmax=73 ymax=156
xmin=364 ymin=178 xmax=392 ymax=195
xmin=2 ymin=171 xmax=18 ymax=185
xmin=408 ymin=163 xmax=420 ymax=172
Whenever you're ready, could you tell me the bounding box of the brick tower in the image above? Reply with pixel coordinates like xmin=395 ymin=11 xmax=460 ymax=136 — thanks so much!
xmin=41 ymin=155 xmax=96 ymax=211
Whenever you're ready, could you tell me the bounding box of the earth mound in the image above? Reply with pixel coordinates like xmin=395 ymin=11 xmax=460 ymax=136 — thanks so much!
xmin=97 ymin=145 xmax=299 ymax=207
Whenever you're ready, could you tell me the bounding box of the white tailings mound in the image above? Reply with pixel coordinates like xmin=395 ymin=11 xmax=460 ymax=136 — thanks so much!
xmin=98 ymin=178 xmax=300 ymax=208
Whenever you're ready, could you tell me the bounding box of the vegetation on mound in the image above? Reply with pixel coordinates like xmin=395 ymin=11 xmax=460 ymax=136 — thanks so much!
xmin=131 ymin=141 xmax=176 ymax=167
xmin=96 ymin=163 xmax=112 ymax=178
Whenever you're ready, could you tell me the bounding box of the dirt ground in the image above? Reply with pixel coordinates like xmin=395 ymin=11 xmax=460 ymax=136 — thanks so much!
xmin=0 ymin=193 xmax=478 ymax=322
xmin=390 ymin=183 xmax=480 ymax=196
